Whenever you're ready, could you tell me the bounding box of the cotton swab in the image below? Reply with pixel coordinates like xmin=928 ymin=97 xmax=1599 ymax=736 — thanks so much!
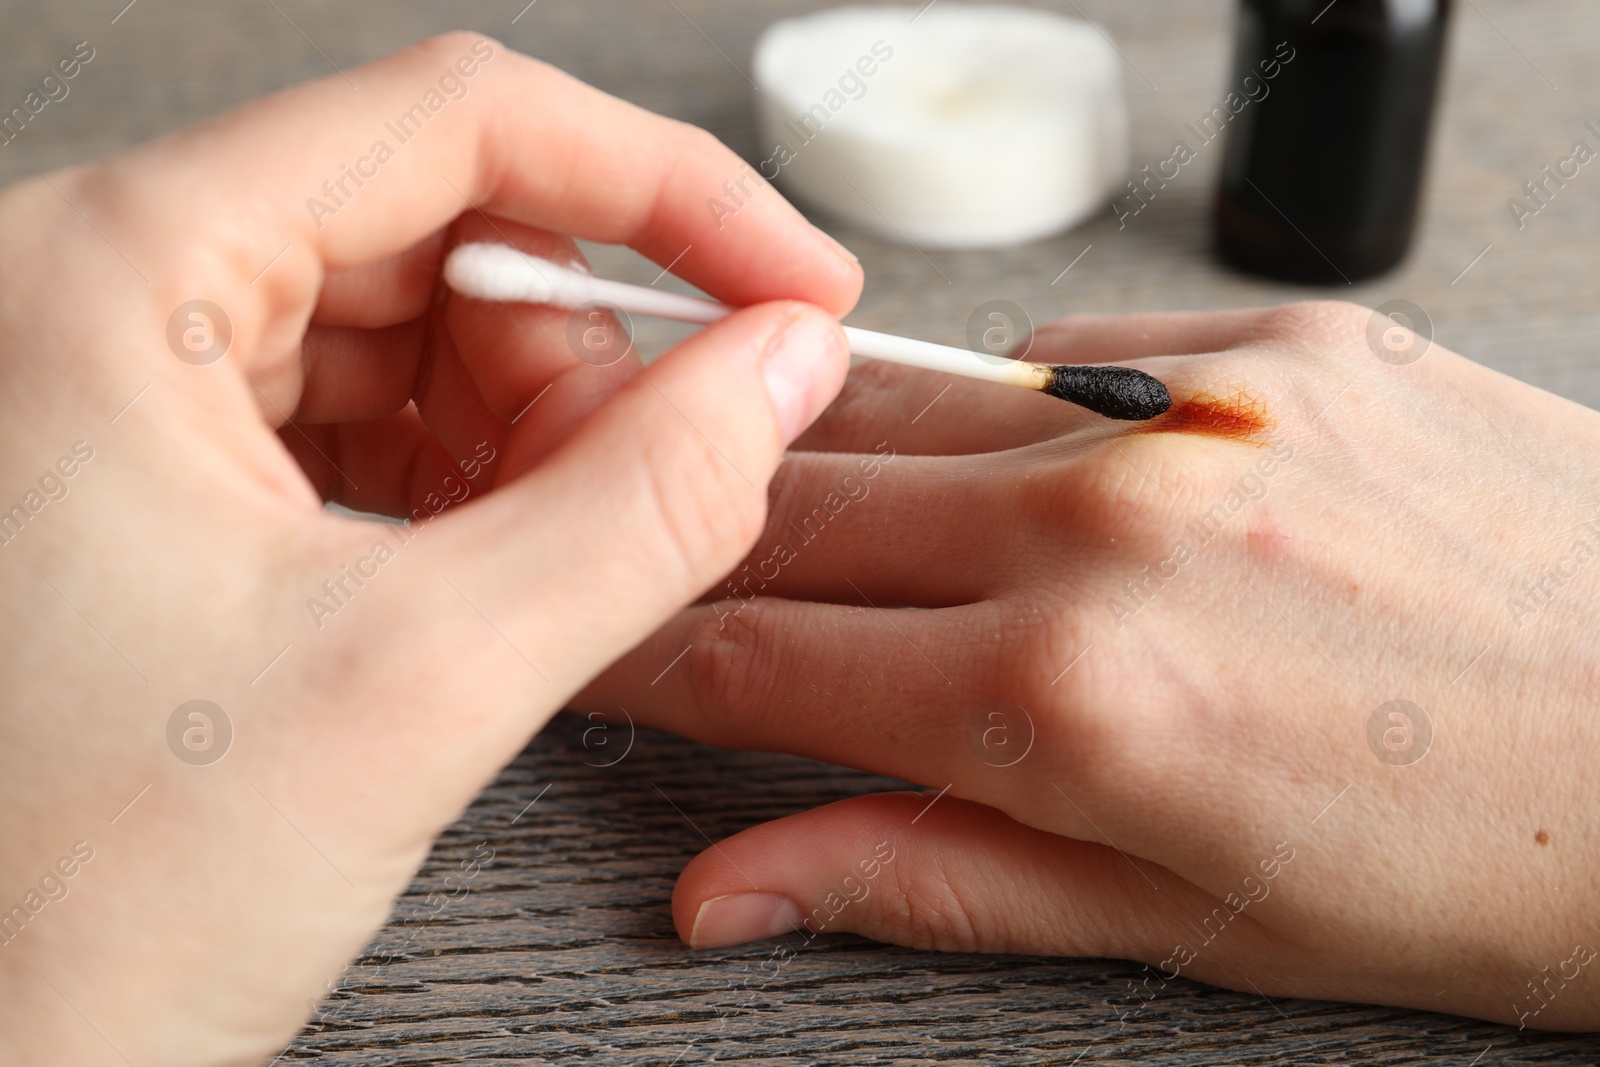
xmin=443 ymin=243 xmax=1172 ymax=421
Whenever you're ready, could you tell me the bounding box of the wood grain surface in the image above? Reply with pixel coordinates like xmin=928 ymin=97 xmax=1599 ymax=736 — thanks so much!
xmin=4 ymin=1 xmax=1599 ymax=1063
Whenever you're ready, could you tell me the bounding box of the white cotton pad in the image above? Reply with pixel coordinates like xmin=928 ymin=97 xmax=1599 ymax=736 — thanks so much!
xmin=751 ymin=4 xmax=1129 ymax=248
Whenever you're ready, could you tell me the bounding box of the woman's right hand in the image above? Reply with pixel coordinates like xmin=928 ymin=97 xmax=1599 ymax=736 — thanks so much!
xmin=0 ymin=32 xmax=857 ymax=1066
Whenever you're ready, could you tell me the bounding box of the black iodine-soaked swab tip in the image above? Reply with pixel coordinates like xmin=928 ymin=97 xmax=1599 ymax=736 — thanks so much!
xmin=1043 ymin=365 xmax=1172 ymax=421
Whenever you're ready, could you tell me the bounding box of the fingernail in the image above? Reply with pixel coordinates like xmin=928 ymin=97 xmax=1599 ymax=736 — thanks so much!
xmin=764 ymin=310 xmax=846 ymax=445
xmin=689 ymin=892 xmax=804 ymax=949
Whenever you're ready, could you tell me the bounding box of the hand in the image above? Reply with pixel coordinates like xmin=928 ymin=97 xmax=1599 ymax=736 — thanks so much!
xmin=0 ymin=34 xmax=859 ymax=1065
xmin=586 ymin=302 xmax=1600 ymax=1031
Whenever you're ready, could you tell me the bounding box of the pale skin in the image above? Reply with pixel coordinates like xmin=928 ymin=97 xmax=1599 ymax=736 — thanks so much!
xmin=0 ymin=34 xmax=1595 ymax=1067
xmin=584 ymin=304 xmax=1600 ymax=1032
xmin=0 ymin=34 xmax=858 ymax=1066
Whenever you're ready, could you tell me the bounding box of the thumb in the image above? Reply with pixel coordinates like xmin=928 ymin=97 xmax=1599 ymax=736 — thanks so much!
xmin=671 ymin=793 xmax=1247 ymax=969
xmin=427 ymin=299 xmax=848 ymax=694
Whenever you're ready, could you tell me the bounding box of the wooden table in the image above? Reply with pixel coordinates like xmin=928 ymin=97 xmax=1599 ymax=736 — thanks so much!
xmin=6 ymin=1 xmax=1599 ymax=1062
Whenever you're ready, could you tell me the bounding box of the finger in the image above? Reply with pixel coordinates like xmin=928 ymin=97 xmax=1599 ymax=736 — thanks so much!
xmin=721 ymin=449 xmax=1015 ymax=606
xmin=1026 ymin=308 xmax=1284 ymax=364
xmin=279 ymin=407 xmax=471 ymax=518
xmin=804 ymin=309 xmax=1293 ymax=458
xmin=297 ymin=215 xmax=632 ymax=470
xmin=579 ymin=598 xmax=1010 ymax=789
xmin=720 ymin=431 xmax=1130 ymax=608
xmin=670 ymin=793 xmax=1241 ymax=974
xmin=417 ymin=301 xmax=851 ymax=700
xmin=108 ymin=33 xmax=861 ymax=366
xmin=802 ymin=305 xmax=1279 ymax=456
xmin=410 ymin=311 xmax=510 ymax=476
xmin=437 ymin=215 xmax=645 ymax=477
xmin=311 ymin=229 xmax=447 ymax=328
xmin=295 ymin=319 xmax=427 ymax=424
xmin=292 ymin=309 xmax=535 ymax=488
xmin=795 ymin=360 xmax=1084 ymax=456
xmin=798 ymin=311 xmax=1276 ymax=458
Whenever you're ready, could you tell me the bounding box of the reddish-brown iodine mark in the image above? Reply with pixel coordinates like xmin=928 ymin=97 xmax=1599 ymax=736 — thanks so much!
xmin=1135 ymin=387 xmax=1273 ymax=442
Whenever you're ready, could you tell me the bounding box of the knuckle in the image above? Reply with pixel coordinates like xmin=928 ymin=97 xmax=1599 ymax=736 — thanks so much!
xmin=74 ymin=155 xmax=256 ymax=299
xmin=390 ymin=33 xmax=509 ymax=95
xmin=1026 ymin=313 xmax=1099 ymax=353
xmin=883 ymin=852 xmax=985 ymax=953
xmin=1251 ymin=299 xmax=1371 ymax=356
xmin=417 ymin=30 xmax=495 ymax=62
xmin=795 ymin=362 xmax=897 ymax=446
xmin=844 ymin=358 xmax=918 ymax=400
xmin=1017 ymin=449 xmax=1180 ymax=556
xmin=683 ymin=599 xmax=774 ymax=737
xmin=0 ymin=176 xmax=73 ymax=276
xmin=678 ymin=122 xmax=732 ymax=160
xmin=763 ymin=454 xmax=839 ymax=546
xmin=1010 ymin=589 xmax=1155 ymax=784
xmin=0 ymin=173 xmax=62 ymax=227
xmin=1046 ymin=672 xmax=1142 ymax=787
xmin=1007 ymin=596 xmax=1092 ymax=708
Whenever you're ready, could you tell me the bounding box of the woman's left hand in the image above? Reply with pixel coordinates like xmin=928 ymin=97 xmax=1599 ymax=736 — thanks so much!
xmin=587 ymin=302 xmax=1600 ymax=1031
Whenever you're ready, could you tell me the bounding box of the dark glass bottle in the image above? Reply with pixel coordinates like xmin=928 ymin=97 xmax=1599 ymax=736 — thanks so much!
xmin=1214 ymin=0 xmax=1453 ymax=284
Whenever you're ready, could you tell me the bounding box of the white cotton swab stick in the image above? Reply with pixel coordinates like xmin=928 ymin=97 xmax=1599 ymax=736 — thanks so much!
xmin=442 ymin=243 xmax=1171 ymax=421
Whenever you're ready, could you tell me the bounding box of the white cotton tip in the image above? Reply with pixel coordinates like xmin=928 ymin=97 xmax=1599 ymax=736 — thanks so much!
xmin=753 ymin=5 xmax=1129 ymax=248
xmin=443 ymin=243 xmax=595 ymax=308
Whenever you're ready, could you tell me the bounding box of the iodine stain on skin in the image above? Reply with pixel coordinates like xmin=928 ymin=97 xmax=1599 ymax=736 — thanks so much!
xmin=1135 ymin=386 xmax=1273 ymax=442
